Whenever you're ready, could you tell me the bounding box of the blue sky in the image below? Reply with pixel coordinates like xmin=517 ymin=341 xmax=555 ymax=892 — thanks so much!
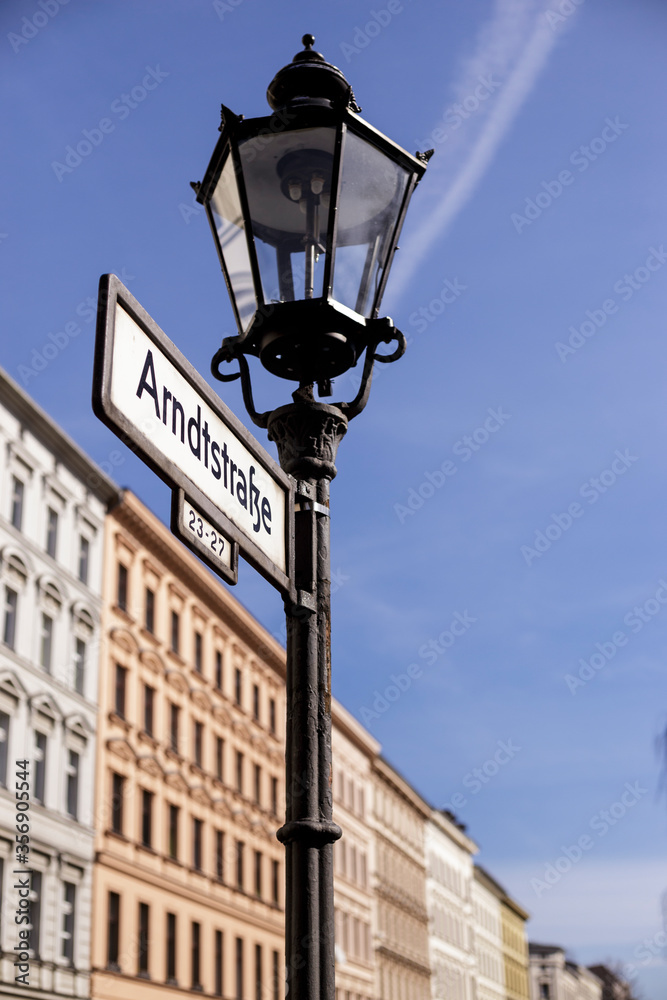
xmin=2 ymin=0 xmax=667 ymax=994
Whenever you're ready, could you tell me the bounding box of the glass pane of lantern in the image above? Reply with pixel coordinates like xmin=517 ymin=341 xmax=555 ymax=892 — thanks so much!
xmin=238 ymin=127 xmax=337 ymax=304
xmin=210 ymin=153 xmax=256 ymax=331
xmin=334 ymin=131 xmax=410 ymax=317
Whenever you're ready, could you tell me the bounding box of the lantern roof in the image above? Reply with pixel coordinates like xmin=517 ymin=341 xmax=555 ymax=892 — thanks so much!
xmin=266 ymin=34 xmax=361 ymax=112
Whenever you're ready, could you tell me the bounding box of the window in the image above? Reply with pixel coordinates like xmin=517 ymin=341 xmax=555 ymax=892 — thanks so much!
xmin=272 ymin=950 xmax=279 ymax=1000
xmin=141 ymin=790 xmax=153 ymax=848
xmin=11 ymin=476 xmax=24 ymax=530
xmin=216 ymin=830 xmax=224 ymax=880
xmin=253 ymin=763 xmax=261 ymax=804
xmin=539 ymin=986 xmax=550 ymax=1000
xmin=236 ymin=938 xmax=244 ymax=1000
xmin=194 ymin=631 xmax=203 ymax=673
xmin=111 ymin=772 xmax=124 ymax=833
xmin=144 ymin=587 xmax=155 ymax=633
xmin=166 ymin=912 xmax=177 ymax=983
xmin=215 ymin=649 xmax=222 ymax=689
xmin=271 ymin=776 xmax=278 ymax=817
xmin=269 ymin=698 xmax=276 ymax=735
xmin=253 ymin=683 xmax=259 ymax=720
xmin=191 ymin=921 xmax=201 ymax=990
xmin=29 ymin=870 xmax=42 ymax=957
xmin=170 ymin=703 xmax=180 ymax=753
xmin=168 ymin=804 xmax=179 ymax=859
xmin=40 ymin=613 xmax=53 ymax=672
xmin=216 ymin=737 xmax=224 ymax=781
xmin=254 ymin=850 xmax=262 ymax=897
xmin=3 ymin=587 xmax=17 ymax=649
xmin=34 ymin=732 xmax=46 ymax=804
xmin=114 ymin=664 xmax=127 ymax=718
xmin=193 ymin=818 xmax=203 ymax=871
xmin=46 ymin=507 xmax=58 ymax=558
xmin=74 ymin=638 xmax=86 ymax=695
xmin=0 ymin=711 xmax=9 ymax=786
xmin=234 ymin=667 xmax=241 ymax=705
xmin=143 ymin=685 xmax=154 ymax=736
xmin=61 ymin=882 xmax=75 ymax=964
xmin=78 ymin=535 xmax=89 ymax=584
xmin=194 ymin=721 xmax=203 ymax=767
xmin=235 ymin=751 xmax=243 ymax=794
xmin=138 ymin=902 xmax=150 ymax=976
xmin=66 ymin=750 xmax=79 ymax=819
xmin=215 ymin=929 xmax=224 ymax=997
xmin=107 ymin=891 xmax=120 ymax=969
xmin=271 ymin=859 xmax=279 ymax=905
xmin=171 ymin=610 xmax=179 ymax=654
xmin=236 ymin=840 xmax=244 ymax=889
xmin=117 ymin=563 xmax=128 ymax=612
xmin=255 ymin=943 xmax=263 ymax=1000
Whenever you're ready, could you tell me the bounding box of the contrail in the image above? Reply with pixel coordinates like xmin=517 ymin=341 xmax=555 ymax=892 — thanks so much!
xmin=387 ymin=0 xmax=579 ymax=307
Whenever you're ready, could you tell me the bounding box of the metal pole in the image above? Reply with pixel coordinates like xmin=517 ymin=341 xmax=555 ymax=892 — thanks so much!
xmin=269 ymin=388 xmax=348 ymax=1000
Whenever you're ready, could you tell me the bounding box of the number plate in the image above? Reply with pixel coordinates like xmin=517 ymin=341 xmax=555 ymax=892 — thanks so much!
xmin=171 ymin=489 xmax=239 ymax=585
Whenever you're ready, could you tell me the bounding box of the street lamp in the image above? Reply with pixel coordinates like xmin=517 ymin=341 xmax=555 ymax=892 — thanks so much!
xmin=193 ymin=35 xmax=431 ymax=1000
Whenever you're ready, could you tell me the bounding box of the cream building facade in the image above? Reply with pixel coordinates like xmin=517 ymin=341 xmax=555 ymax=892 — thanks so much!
xmin=372 ymin=756 xmax=431 ymax=1000
xmin=472 ymin=866 xmax=506 ymax=1000
xmin=91 ymin=490 xmax=286 ymax=1000
xmin=425 ymin=810 xmax=478 ymax=1000
xmin=0 ymin=368 xmax=117 ymax=999
xmin=332 ymin=700 xmax=380 ymax=1000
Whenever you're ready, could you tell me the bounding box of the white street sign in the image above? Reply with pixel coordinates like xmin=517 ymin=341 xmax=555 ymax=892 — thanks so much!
xmin=93 ymin=274 xmax=294 ymax=596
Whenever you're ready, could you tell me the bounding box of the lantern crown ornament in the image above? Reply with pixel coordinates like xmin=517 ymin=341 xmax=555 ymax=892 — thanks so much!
xmin=193 ymin=35 xmax=432 ymax=425
xmin=267 ymin=34 xmax=360 ymax=112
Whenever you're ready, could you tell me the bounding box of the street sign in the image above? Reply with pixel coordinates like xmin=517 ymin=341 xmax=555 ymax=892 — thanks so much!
xmin=171 ymin=489 xmax=239 ymax=585
xmin=93 ymin=273 xmax=294 ymax=597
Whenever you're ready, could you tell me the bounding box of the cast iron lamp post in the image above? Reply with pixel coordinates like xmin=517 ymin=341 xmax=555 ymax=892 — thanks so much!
xmin=193 ymin=35 xmax=431 ymax=1000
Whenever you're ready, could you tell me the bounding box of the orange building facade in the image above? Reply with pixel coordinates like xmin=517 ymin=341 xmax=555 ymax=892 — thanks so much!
xmin=91 ymin=490 xmax=286 ymax=1000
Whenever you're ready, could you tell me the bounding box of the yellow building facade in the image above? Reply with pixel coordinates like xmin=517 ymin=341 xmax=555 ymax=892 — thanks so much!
xmin=91 ymin=490 xmax=286 ymax=1000
xmin=500 ymin=894 xmax=530 ymax=1000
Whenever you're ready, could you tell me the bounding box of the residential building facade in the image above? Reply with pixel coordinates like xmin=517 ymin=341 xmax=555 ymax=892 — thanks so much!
xmin=332 ymin=700 xmax=380 ymax=1000
xmin=529 ymin=944 xmax=602 ymax=1000
xmin=499 ymin=883 xmax=530 ymax=1000
xmin=91 ymin=490 xmax=286 ymax=1000
xmin=472 ymin=866 xmax=506 ymax=1000
xmin=372 ymin=756 xmax=431 ymax=1000
xmin=425 ymin=810 xmax=478 ymax=1000
xmin=0 ymin=367 xmax=118 ymax=999
xmin=587 ymin=965 xmax=636 ymax=1000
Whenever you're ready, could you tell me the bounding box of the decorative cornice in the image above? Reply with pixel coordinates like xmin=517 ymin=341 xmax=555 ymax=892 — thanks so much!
xmin=375 ymin=944 xmax=432 ymax=977
xmin=107 ymin=737 xmax=136 ymax=762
